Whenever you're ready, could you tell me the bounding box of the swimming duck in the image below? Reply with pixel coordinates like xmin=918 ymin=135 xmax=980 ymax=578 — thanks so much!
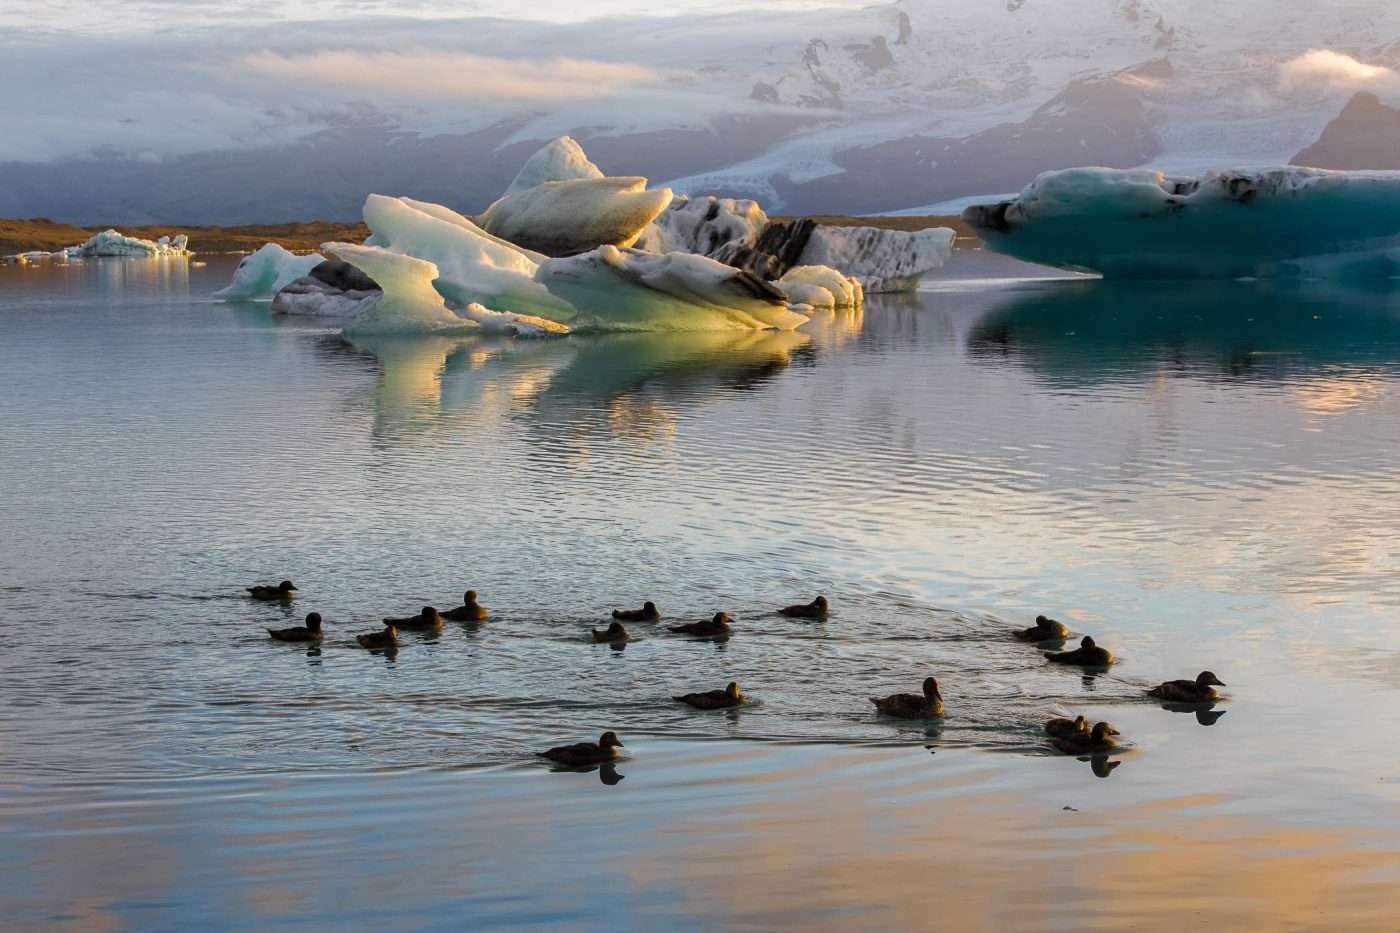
xmin=1044 ymin=635 xmax=1114 ymax=666
xmin=1015 ymin=614 xmax=1070 ymax=641
xmin=612 ymin=601 xmax=660 ymax=622
xmin=357 ymin=626 xmax=398 ymax=650
xmin=869 ymin=676 xmax=943 ymax=719
xmin=1051 ymin=721 xmax=1120 ymax=755
xmin=1148 ymin=671 xmax=1225 ymax=702
xmin=443 ymin=590 xmax=488 ymax=621
xmin=592 ymin=621 xmax=629 ymax=643
xmin=668 ymin=612 xmax=732 ymax=637
xmin=267 ymin=612 xmax=323 ymax=642
xmin=538 ymin=731 xmax=624 ymax=766
xmin=383 ymin=606 xmax=443 ymax=630
xmin=674 ymin=682 xmax=746 ymax=709
xmin=247 ymin=580 xmax=297 ymax=600
xmin=779 ymin=595 xmax=829 ymax=618
xmin=1044 ymin=714 xmax=1090 ymax=739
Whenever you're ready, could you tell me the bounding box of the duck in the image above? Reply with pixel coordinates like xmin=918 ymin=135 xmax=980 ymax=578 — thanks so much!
xmin=1051 ymin=721 xmax=1120 ymax=755
xmin=1044 ymin=714 xmax=1090 ymax=739
xmin=668 ymin=612 xmax=732 ymax=637
xmin=674 ymin=682 xmax=746 ymax=709
xmin=1148 ymin=670 xmax=1225 ymax=702
xmin=592 ymin=621 xmax=629 ymax=643
xmin=537 ymin=731 xmax=624 ymax=766
xmin=612 ymin=601 xmax=660 ymax=622
xmin=1044 ymin=635 xmax=1114 ymax=666
xmin=357 ymin=626 xmax=398 ymax=650
xmin=1015 ymin=614 xmax=1070 ymax=641
xmin=869 ymin=676 xmax=943 ymax=719
xmin=267 ymin=612 xmax=323 ymax=642
xmin=779 ymin=595 xmax=829 ymax=618
xmin=383 ymin=606 xmax=443 ymax=630
xmin=247 ymin=580 xmax=296 ymax=600
xmin=443 ymin=590 xmax=488 ymax=621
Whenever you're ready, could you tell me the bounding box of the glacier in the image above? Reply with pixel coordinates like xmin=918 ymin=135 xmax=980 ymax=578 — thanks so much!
xmin=963 ymin=167 xmax=1400 ymax=280
xmin=215 ymin=243 xmax=326 ymax=300
xmin=536 ymin=246 xmax=808 ymax=332
xmin=502 ymin=135 xmax=604 ymax=197
xmin=477 ymin=177 xmax=674 ymax=257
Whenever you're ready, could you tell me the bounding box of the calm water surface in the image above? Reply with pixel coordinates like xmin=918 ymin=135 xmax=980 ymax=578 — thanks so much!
xmin=4 ymin=252 xmax=1400 ymax=929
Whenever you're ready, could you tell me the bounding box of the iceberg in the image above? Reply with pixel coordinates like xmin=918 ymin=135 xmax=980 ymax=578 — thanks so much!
xmin=477 ymin=177 xmax=673 ymax=257
xmin=962 ymin=166 xmax=1400 ymax=279
xmin=636 ymin=195 xmax=768 ymax=262
xmin=215 ymin=243 xmax=325 ymax=300
xmin=327 ymin=243 xmax=476 ymax=336
xmin=775 ymin=265 xmax=863 ymax=309
xmin=272 ymin=260 xmax=381 ymax=318
xmin=71 ymin=229 xmax=189 ymax=257
xmin=795 ymin=225 xmax=954 ymax=293
xmin=362 ymin=194 xmax=572 ymax=319
xmin=536 ymin=245 xmax=807 ymax=332
xmin=457 ymin=303 xmax=570 ymax=338
xmin=503 ymin=136 xmax=604 ymax=197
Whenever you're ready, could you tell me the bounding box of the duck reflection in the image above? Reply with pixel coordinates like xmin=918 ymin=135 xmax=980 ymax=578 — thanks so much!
xmin=1160 ymin=701 xmax=1227 ymax=726
xmin=966 ymin=279 xmax=1400 ymax=388
xmin=1084 ymin=754 xmax=1122 ymax=778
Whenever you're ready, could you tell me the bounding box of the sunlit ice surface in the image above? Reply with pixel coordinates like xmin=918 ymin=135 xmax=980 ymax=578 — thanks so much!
xmin=3 ymin=251 xmax=1400 ymax=928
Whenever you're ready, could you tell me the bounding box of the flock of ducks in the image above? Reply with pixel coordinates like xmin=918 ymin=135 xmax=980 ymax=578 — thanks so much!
xmin=250 ymin=584 xmax=1227 ymax=767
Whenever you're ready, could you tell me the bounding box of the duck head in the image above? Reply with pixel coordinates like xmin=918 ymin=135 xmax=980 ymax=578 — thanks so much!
xmin=1091 ymin=722 xmax=1120 ymax=740
xmin=421 ymin=606 xmax=439 ymax=620
xmin=812 ymin=595 xmax=829 ymax=609
xmin=922 ymin=676 xmax=942 ymax=700
xmin=1035 ymin=614 xmax=1049 ymax=625
xmin=1073 ymin=714 xmax=1089 ymax=732
xmin=643 ymin=601 xmax=657 ymax=613
xmin=304 ymin=612 xmax=322 ymax=632
xmin=726 ymin=682 xmax=742 ymax=699
xmin=464 ymin=590 xmax=478 ymax=604
xmin=279 ymin=580 xmax=297 ymax=593
xmin=608 ymin=622 xmax=626 ymax=636
xmin=599 ymin=731 xmax=624 ymax=749
xmin=384 ymin=625 xmax=397 ymax=638
xmin=1196 ymin=671 xmax=1225 ymax=687
xmin=1080 ymin=636 xmax=1096 ymax=648
xmin=712 ymin=612 xmax=732 ymax=624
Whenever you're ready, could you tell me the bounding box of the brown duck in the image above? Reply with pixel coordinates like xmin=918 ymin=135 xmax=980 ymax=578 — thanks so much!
xmin=267 ymin=612 xmax=323 ymax=642
xmin=1015 ymin=614 xmax=1070 ymax=641
xmin=612 ymin=601 xmax=660 ymax=622
xmin=247 ymin=580 xmax=296 ymax=600
xmin=869 ymin=676 xmax=944 ymax=719
xmin=384 ymin=606 xmax=443 ymax=630
xmin=1045 ymin=635 xmax=1114 ymax=666
xmin=592 ymin=621 xmax=629 ymax=643
xmin=538 ymin=731 xmax=624 ymax=766
xmin=1148 ymin=671 xmax=1225 ymax=702
xmin=669 ymin=612 xmax=732 ymax=637
xmin=779 ymin=595 xmax=829 ymax=618
xmin=443 ymin=590 xmax=488 ymax=621
xmin=674 ymin=682 xmax=746 ymax=709
xmin=357 ymin=626 xmax=398 ymax=650
xmin=1051 ymin=721 xmax=1120 ymax=755
xmin=1044 ymin=714 xmax=1090 ymax=739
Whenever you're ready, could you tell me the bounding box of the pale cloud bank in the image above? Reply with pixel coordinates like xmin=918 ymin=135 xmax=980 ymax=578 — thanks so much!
xmin=1279 ymin=49 xmax=1400 ymax=98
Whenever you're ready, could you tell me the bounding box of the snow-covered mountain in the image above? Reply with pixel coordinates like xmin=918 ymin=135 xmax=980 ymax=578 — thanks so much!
xmin=4 ymin=0 xmax=1397 ymax=223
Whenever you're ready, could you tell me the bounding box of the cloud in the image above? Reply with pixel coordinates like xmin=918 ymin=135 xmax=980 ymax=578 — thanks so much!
xmin=1279 ymin=49 xmax=1400 ymax=97
xmin=235 ymin=48 xmax=667 ymax=102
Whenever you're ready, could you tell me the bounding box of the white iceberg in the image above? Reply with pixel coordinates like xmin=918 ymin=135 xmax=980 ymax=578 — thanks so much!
xmin=503 ymin=136 xmax=604 ymax=197
xmin=795 ymin=225 xmax=953 ymax=293
xmin=636 ymin=195 xmax=768 ymax=262
xmin=963 ymin=166 xmax=1400 ymax=279
xmin=362 ymin=194 xmax=572 ymax=319
xmin=215 ymin=243 xmax=326 ymax=300
xmin=327 ymin=243 xmax=476 ymax=336
xmin=477 ymin=177 xmax=673 ymax=257
xmin=458 ymin=303 xmax=570 ymax=338
xmin=272 ymin=260 xmax=381 ymax=318
xmin=776 ymin=265 xmax=863 ymax=309
xmin=536 ymin=245 xmax=808 ymax=332
xmin=71 ymin=229 xmax=189 ymax=257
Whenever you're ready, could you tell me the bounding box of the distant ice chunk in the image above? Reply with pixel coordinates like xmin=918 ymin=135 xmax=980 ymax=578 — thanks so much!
xmin=503 ymin=136 xmax=604 ymax=197
xmin=963 ymin=166 xmax=1400 ymax=279
xmin=636 ymin=195 xmax=768 ymax=261
xmin=215 ymin=243 xmax=325 ymax=300
xmin=68 ymin=229 xmax=189 ymax=257
xmin=776 ymin=265 xmax=863 ymax=309
xmin=362 ymin=194 xmax=572 ymax=319
xmin=477 ymin=177 xmax=673 ymax=257
xmin=536 ymin=245 xmax=807 ymax=331
xmin=327 ymin=243 xmax=476 ymax=336
xmin=796 ymin=225 xmax=954 ymax=292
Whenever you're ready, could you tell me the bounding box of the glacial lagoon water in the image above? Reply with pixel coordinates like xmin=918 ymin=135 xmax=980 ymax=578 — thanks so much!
xmin=4 ymin=252 xmax=1400 ymax=929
